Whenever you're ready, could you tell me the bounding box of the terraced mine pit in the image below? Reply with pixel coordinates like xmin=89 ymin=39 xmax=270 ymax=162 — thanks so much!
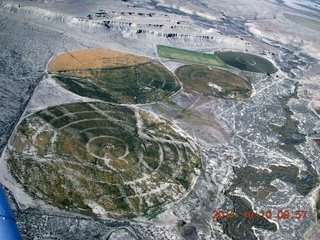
xmin=175 ymin=64 xmax=252 ymax=99
xmin=8 ymin=102 xmax=201 ymax=219
xmin=215 ymin=51 xmax=278 ymax=74
xmin=48 ymin=49 xmax=181 ymax=104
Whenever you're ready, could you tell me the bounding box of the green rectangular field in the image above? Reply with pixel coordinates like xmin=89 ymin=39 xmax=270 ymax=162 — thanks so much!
xmin=157 ymin=45 xmax=227 ymax=67
xmin=283 ymin=14 xmax=320 ymax=32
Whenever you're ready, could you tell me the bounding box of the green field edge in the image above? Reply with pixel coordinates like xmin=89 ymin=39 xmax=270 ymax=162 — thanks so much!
xmin=157 ymin=45 xmax=228 ymax=68
xmin=283 ymin=14 xmax=320 ymax=32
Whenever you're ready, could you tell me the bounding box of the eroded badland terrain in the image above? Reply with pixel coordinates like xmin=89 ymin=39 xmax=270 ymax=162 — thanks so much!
xmin=0 ymin=0 xmax=320 ymax=239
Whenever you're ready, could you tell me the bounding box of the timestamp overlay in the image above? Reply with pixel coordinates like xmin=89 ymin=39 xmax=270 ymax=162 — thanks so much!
xmin=210 ymin=201 xmax=316 ymax=238
xmin=212 ymin=209 xmax=308 ymax=221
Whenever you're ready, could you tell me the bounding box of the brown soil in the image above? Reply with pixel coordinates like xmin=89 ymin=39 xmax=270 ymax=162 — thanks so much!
xmin=13 ymin=136 xmax=26 ymax=152
xmin=313 ymin=139 xmax=320 ymax=147
xmin=47 ymin=49 xmax=151 ymax=72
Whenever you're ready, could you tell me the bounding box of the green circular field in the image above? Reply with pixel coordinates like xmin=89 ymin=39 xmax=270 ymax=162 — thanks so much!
xmin=175 ymin=65 xmax=252 ymax=99
xmin=9 ymin=102 xmax=201 ymax=218
xmin=48 ymin=49 xmax=180 ymax=104
xmin=215 ymin=51 xmax=278 ymax=74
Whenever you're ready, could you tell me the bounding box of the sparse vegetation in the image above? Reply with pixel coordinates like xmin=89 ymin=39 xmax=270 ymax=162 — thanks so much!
xmin=316 ymin=190 xmax=320 ymax=221
xmin=269 ymin=85 xmax=319 ymax=196
xmin=9 ymin=102 xmax=201 ymax=219
xmin=49 ymin=49 xmax=180 ymax=104
xmin=219 ymin=194 xmax=277 ymax=239
xmin=231 ymin=165 xmax=299 ymax=198
xmin=175 ymin=64 xmax=252 ymax=99
xmin=177 ymin=220 xmax=186 ymax=227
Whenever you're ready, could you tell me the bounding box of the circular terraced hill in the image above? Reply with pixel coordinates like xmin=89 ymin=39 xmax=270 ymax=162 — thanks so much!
xmin=175 ymin=65 xmax=252 ymax=99
xmin=48 ymin=49 xmax=181 ymax=104
xmin=215 ymin=51 xmax=278 ymax=74
xmin=9 ymin=102 xmax=201 ymax=218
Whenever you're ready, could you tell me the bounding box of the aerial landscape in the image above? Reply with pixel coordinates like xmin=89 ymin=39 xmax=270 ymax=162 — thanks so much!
xmin=0 ymin=0 xmax=319 ymax=239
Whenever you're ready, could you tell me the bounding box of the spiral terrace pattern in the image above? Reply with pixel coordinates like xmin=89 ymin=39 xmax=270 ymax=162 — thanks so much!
xmin=215 ymin=51 xmax=278 ymax=74
xmin=175 ymin=64 xmax=252 ymax=99
xmin=9 ymin=102 xmax=201 ymax=218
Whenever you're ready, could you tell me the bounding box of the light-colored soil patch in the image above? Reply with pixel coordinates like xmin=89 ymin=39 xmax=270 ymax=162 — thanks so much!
xmin=47 ymin=49 xmax=180 ymax=104
xmin=47 ymin=49 xmax=151 ymax=72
